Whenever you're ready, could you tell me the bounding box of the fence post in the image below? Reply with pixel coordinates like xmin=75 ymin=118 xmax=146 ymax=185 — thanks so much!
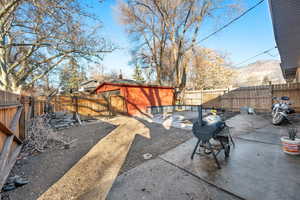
xmin=74 ymin=96 xmax=78 ymax=113
xmin=72 ymin=95 xmax=79 ymax=119
xmin=19 ymin=96 xmax=26 ymax=140
xmin=197 ymin=105 xmax=203 ymax=126
xmin=30 ymin=96 xmax=35 ymax=119
xmin=200 ymin=89 xmax=203 ymax=105
xmin=55 ymin=96 xmax=57 ymax=112
xmin=269 ymin=82 xmax=273 ymax=111
xmin=221 ymin=89 xmax=226 ymax=110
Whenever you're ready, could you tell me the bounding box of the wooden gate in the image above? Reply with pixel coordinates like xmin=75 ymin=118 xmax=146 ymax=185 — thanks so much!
xmin=110 ymin=95 xmax=127 ymax=114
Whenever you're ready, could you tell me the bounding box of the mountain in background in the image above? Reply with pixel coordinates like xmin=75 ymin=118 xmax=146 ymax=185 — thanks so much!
xmin=234 ymin=60 xmax=285 ymax=87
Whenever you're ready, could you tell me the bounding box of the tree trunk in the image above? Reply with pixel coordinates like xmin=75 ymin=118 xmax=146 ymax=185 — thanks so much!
xmin=156 ymin=65 xmax=163 ymax=85
xmin=0 ymin=72 xmax=22 ymax=93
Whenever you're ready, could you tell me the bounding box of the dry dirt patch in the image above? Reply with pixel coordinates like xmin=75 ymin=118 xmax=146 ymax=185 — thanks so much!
xmin=3 ymin=121 xmax=115 ymax=200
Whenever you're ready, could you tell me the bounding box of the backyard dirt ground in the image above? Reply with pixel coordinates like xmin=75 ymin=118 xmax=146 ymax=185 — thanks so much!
xmin=1 ymin=111 xmax=238 ymax=200
xmin=3 ymin=121 xmax=116 ymax=200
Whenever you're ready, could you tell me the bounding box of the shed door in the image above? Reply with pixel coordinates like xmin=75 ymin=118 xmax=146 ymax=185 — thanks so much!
xmin=110 ymin=95 xmax=127 ymax=114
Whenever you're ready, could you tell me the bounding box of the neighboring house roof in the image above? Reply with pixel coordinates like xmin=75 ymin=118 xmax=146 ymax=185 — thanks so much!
xmin=93 ymin=81 xmax=174 ymax=93
xmin=110 ymin=79 xmax=143 ymax=85
xmin=269 ymin=0 xmax=300 ymax=80
xmin=80 ymin=80 xmax=98 ymax=87
xmin=78 ymin=80 xmax=100 ymax=92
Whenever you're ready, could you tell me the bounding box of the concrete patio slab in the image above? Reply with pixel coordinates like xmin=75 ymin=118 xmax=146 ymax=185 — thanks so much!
xmin=225 ymin=113 xmax=292 ymax=145
xmin=237 ymin=125 xmax=288 ymax=144
xmin=226 ymin=114 xmax=271 ymax=136
xmin=108 ymin=158 xmax=240 ymax=200
xmin=160 ymin=138 xmax=300 ymax=200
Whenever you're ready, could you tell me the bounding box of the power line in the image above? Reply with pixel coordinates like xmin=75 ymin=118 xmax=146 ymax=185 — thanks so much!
xmin=199 ymin=0 xmax=265 ymax=43
xmin=266 ymin=52 xmax=279 ymax=58
xmin=235 ymin=46 xmax=277 ymax=67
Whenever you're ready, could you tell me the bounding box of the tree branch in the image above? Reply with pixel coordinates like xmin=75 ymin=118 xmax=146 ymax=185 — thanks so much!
xmin=0 ymin=0 xmax=21 ymax=19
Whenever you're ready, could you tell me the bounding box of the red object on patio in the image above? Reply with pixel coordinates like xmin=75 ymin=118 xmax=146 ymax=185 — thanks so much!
xmin=93 ymin=81 xmax=175 ymax=116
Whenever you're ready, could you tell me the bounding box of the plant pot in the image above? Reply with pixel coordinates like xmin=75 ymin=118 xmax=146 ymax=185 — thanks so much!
xmin=280 ymin=137 xmax=300 ymax=155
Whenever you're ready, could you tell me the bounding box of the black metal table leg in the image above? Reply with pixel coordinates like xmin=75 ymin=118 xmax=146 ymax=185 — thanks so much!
xmin=228 ymin=132 xmax=235 ymax=148
xmin=191 ymin=139 xmax=201 ymax=160
xmin=208 ymin=142 xmax=221 ymax=169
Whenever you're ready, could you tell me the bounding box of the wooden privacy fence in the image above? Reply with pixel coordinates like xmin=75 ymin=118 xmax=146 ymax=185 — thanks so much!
xmin=0 ymin=91 xmax=30 ymax=192
xmin=183 ymin=88 xmax=228 ymax=107
xmin=0 ymin=91 xmax=32 ymax=142
xmin=0 ymin=90 xmax=127 ymax=192
xmin=0 ymin=91 xmax=126 ymax=152
xmin=50 ymin=94 xmax=127 ymax=117
xmin=183 ymin=83 xmax=300 ymax=112
xmin=0 ymin=92 xmax=127 ymax=149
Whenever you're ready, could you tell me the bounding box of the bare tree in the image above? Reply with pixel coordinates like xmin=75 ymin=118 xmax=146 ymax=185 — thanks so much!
xmin=59 ymin=57 xmax=87 ymax=92
xmin=89 ymin=64 xmax=120 ymax=83
xmin=188 ymin=47 xmax=236 ymax=89
xmin=132 ymin=64 xmax=145 ymax=82
xmin=0 ymin=0 xmax=113 ymax=92
xmin=118 ymin=0 xmax=240 ymax=90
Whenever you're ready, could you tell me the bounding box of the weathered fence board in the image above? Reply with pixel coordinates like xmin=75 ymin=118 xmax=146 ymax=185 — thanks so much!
xmin=184 ymin=83 xmax=300 ymax=112
xmin=0 ymin=90 xmax=20 ymax=106
xmin=273 ymin=83 xmax=300 ymax=112
xmin=49 ymin=95 xmax=126 ymax=117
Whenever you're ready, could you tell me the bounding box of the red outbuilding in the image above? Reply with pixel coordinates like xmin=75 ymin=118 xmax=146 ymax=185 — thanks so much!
xmin=93 ymin=80 xmax=174 ymax=116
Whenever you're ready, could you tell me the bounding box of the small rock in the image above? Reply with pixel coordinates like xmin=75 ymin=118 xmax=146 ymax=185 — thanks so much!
xmin=143 ymin=153 xmax=153 ymax=160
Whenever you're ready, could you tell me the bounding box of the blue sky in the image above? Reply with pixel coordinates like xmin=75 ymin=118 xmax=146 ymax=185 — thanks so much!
xmin=91 ymin=0 xmax=279 ymax=78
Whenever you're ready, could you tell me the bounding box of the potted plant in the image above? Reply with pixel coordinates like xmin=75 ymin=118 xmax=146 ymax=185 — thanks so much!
xmin=280 ymin=128 xmax=300 ymax=155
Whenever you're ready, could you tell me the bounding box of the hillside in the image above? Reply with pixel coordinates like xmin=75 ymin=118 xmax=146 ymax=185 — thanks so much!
xmin=234 ymin=60 xmax=285 ymax=86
